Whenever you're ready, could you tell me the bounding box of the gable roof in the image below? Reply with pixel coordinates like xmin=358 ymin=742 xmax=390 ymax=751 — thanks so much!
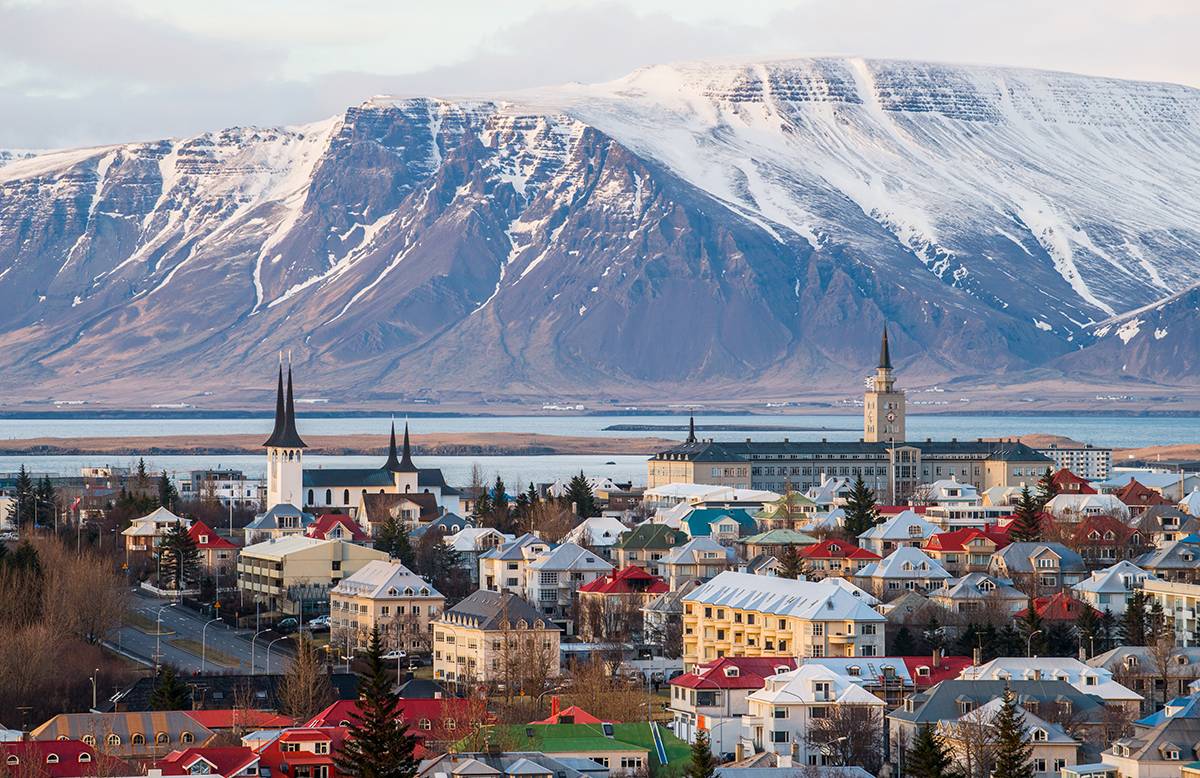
xmin=359 ymin=492 xmax=441 ymax=524
xmin=578 ymin=566 xmax=669 ymax=595
xmin=740 ymin=529 xmax=818 ymax=546
xmin=1072 ymin=514 xmax=1138 ymax=544
xmin=440 ymin=590 xmax=555 ymax=631
xmin=923 ymin=527 xmax=1009 ymax=553
xmin=859 ymin=510 xmax=940 ymax=542
xmin=244 ymin=503 xmax=314 ymax=532
xmin=683 ymin=508 xmax=758 ymax=538
xmin=0 ymin=741 xmax=129 ymax=778
xmin=1051 ymin=468 xmax=1097 ymax=494
xmin=1115 ymin=479 xmax=1172 ymax=507
xmin=156 ymin=746 xmax=259 ymax=777
xmin=993 ymin=542 xmax=1086 ymax=573
xmin=331 ymin=560 xmax=442 ymax=600
xmin=615 ymin=523 xmax=686 ymax=550
xmin=663 ymin=537 xmax=732 ymax=566
xmin=1015 ymin=591 xmax=1099 ymax=621
xmin=798 ymin=539 xmax=880 ymax=561
xmin=187 ymin=520 xmax=238 ymax=549
xmin=889 ymin=679 xmax=1105 ymax=726
xmin=683 ymin=572 xmax=885 ymax=622
xmin=527 ymin=543 xmax=612 ymax=573
xmin=855 ymin=546 xmax=952 ymax=581
xmin=307 ymin=513 xmax=370 ymax=542
xmin=671 ymin=657 xmax=799 ymax=690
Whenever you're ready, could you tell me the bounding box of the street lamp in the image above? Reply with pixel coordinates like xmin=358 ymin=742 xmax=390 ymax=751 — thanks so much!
xmin=1026 ymin=629 xmax=1043 ymax=658
xmin=89 ymin=668 xmax=100 ymax=710
xmin=250 ymin=629 xmax=269 ymax=674
xmin=201 ymin=616 xmax=223 ymax=673
xmin=154 ymin=603 xmax=177 ymax=673
xmin=266 ymin=637 xmax=288 ymax=675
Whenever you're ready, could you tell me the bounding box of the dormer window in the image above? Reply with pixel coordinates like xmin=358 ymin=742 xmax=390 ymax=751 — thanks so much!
xmin=78 ymin=754 xmax=92 ymax=763
xmin=1125 ymin=655 xmax=1139 ymax=668
xmin=200 ymin=535 xmax=209 ymax=544
xmin=45 ymin=755 xmax=59 ymax=765
xmin=1031 ymin=729 xmax=1047 ymax=742
xmin=724 ymin=666 xmax=740 ymax=678
xmin=847 ymin=665 xmax=861 ymax=676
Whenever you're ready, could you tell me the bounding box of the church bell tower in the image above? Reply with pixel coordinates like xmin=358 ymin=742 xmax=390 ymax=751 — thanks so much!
xmin=864 ymin=328 xmax=906 ymax=443
xmin=263 ymin=361 xmax=307 ymax=508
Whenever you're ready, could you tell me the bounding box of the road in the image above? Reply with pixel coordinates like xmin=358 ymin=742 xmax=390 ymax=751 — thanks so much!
xmin=111 ymin=590 xmax=294 ymax=675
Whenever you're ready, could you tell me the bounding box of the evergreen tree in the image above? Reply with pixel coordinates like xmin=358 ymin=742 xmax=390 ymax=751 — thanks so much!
xmin=6 ymin=541 xmax=41 ymax=575
xmin=684 ymin=729 xmax=718 ymax=778
xmin=923 ymin=615 xmax=945 ymax=653
xmin=334 ymin=625 xmax=421 ymax=778
xmin=1099 ymin=608 xmax=1117 ymax=653
xmin=149 ymin=666 xmax=190 ymax=710
xmin=5 ymin=465 xmax=35 ymax=528
xmin=374 ymin=516 xmax=415 ymax=569
xmin=565 ymin=471 xmax=597 ymax=518
xmin=1076 ymin=605 xmax=1101 ymax=657
xmin=135 ymin=457 xmax=150 ymax=487
xmin=1147 ymin=598 xmax=1168 ymax=645
xmin=472 ymin=488 xmax=492 ymax=521
xmin=526 ymin=482 xmax=538 ymax=506
xmin=1035 ymin=467 xmax=1058 ymax=509
xmin=492 ymin=475 xmax=509 ymax=519
xmin=1044 ymin=622 xmax=1075 ymax=657
xmin=158 ymin=470 xmax=180 ymax=508
xmin=892 ymin=625 xmax=916 ymax=656
xmin=1018 ymin=599 xmax=1045 ymax=656
xmin=35 ymin=475 xmax=58 ymax=527
xmin=514 ymin=491 xmax=530 ymax=520
xmin=1009 ymin=486 xmax=1042 ymax=543
xmin=159 ymin=522 xmax=200 ymax=590
xmin=777 ymin=545 xmax=807 ymax=580
xmin=995 ymin=623 xmax=1024 ymax=660
xmin=991 ymin=687 xmax=1034 ymax=778
xmin=843 ymin=475 xmax=878 ymax=537
xmin=1122 ymin=590 xmax=1149 ymax=646
xmin=905 ymin=723 xmax=958 ymax=778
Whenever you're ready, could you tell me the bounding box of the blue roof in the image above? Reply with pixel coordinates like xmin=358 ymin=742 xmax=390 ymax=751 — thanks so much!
xmin=1135 ymin=695 xmax=1200 ymax=726
xmin=684 ymin=508 xmax=757 ymax=538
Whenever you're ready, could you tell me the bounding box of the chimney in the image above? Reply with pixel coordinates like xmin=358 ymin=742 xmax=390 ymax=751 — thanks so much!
xmin=972 ymin=647 xmax=982 ymax=666
xmin=735 ymin=742 xmax=745 ymax=762
xmin=932 ymin=647 xmax=942 ymax=668
xmin=1078 ymin=646 xmax=1087 ymax=662
xmin=550 ymin=695 xmax=560 ymax=718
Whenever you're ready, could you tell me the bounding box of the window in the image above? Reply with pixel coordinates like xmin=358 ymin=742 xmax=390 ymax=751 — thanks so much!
xmin=1034 ymin=758 xmax=1046 ymax=772
xmin=419 ymin=719 xmax=432 ymax=730
xmin=156 ymin=733 xmax=169 ymax=744
xmin=1031 ymin=729 xmax=1047 ymax=742
xmin=314 ymin=742 xmax=329 ymax=755
xmin=45 ymin=755 xmax=60 ymax=765
xmin=106 ymin=734 xmax=121 ymax=747
xmin=132 ymin=733 xmax=145 ymax=746
xmin=810 ymin=706 xmax=828 ymax=719
xmin=181 ymin=732 xmax=194 ymax=744
xmin=773 ymin=707 xmax=788 ymax=719
xmin=770 ymin=731 xmax=789 ymax=743
xmin=5 ymin=757 xmax=17 ymax=767
xmin=78 ymin=754 xmax=92 ymax=763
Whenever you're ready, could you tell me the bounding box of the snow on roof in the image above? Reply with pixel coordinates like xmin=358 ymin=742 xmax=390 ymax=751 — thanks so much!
xmin=683 ymin=571 xmax=884 ymax=622
xmin=331 ymin=560 xmax=441 ymax=599
xmin=961 ymin=658 xmax=1141 ymax=702
xmin=857 ymin=510 xmax=940 ymax=541
xmin=855 ymin=546 xmax=952 ymax=580
xmin=527 ymin=542 xmax=612 ymax=572
xmin=444 ymin=527 xmax=512 ymax=551
xmin=1072 ymin=560 xmax=1155 ymax=595
xmin=241 ymin=534 xmax=335 ymax=559
xmin=748 ymin=664 xmax=885 ymax=706
xmin=562 ymin=516 xmax=628 ymax=546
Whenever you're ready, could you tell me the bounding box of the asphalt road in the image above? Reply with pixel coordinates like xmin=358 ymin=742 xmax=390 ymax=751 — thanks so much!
xmin=111 ymin=590 xmax=294 ymax=675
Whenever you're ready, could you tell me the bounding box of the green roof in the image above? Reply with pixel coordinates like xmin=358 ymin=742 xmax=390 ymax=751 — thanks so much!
xmin=684 ymin=508 xmax=757 ymax=538
xmin=466 ymin=723 xmax=690 ymax=776
xmin=615 ymin=523 xmax=685 ymax=550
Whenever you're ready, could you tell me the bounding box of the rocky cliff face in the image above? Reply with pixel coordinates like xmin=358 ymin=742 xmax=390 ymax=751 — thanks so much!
xmin=2 ymin=58 xmax=1199 ymax=405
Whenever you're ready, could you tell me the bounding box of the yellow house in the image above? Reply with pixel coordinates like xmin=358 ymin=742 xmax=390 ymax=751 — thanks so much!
xmin=330 ymin=560 xmax=445 ymax=654
xmin=433 ymin=590 xmax=560 ymax=690
xmin=237 ymin=535 xmax=389 ymax=616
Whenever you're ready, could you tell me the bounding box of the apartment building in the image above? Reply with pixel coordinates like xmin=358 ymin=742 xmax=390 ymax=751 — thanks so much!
xmin=432 ymin=590 xmax=560 ymax=688
xmin=478 ymin=533 xmax=551 ymax=594
xmin=523 ymin=542 xmax=613 ymax=620
xmin=237 ymin=535 xmax=389 ymax=616
xmin=669 ymin=657 xmax=799 ymax=754
xmin=329 ymin=560 xmax=444 ymax=653
xmin=681 ymin=572 xmax=886 ymax=669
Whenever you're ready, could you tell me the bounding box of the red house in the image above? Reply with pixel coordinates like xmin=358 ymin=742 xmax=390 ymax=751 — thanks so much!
xmin=254 ymin=728 xmax=347 ymax=778
xmin=1015 ymin=591 xmax=1099 ymax=623
xmin=1071 ymin=515 xmax=1147 ymax=567
xmin=0 ymin=741 xmax=130 ymax=778
xmin=307 ymin=697 xmax=479 ymax=750
xmin=306 ymin=514 xmax=370 ymax=543
xmin=1052 ymin=468 xmax=1097 ymax=495
xmin=188 ymin=520 xmax=240 ymax=579
xmin=156 ymin=747 xmax=260 ymax=778
xmin=796 ymin=538 xmax=880 ymax=580
xmin=1115 ymin=479 xmax=1171 ymax=512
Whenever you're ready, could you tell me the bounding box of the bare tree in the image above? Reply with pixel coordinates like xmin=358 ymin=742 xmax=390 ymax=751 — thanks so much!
xmin=804 ymin=705 xmax=885 ymax=775
xmin=525 ymin=500 xmax=577 ymax=543
xmin=277 ymin=637 xmax=335 ymax=724
xmin=939 ymin=709 xmax=996 ymax=778
xmin=558 ymin=658 xmax=652 ymax=723
xmin=1147 ymin=633 xmax=1183 ymax=710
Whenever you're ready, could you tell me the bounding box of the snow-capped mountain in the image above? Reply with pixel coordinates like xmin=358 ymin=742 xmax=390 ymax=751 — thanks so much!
xmin=1 ymin=57 xmax=1199 ymax=405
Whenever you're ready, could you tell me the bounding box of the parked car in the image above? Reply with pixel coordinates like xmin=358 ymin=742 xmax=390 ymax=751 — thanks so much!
xmin=277 ymin=617 xmax=299 ymax=632
xmin=381 ymin=649 xmax=406 ymax=661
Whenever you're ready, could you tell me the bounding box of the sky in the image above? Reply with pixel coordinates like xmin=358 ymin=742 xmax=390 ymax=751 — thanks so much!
xmin=2 ymin=0 xmax=1198 ymax=148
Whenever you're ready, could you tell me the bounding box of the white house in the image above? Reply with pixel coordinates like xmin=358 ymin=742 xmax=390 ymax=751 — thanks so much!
xmin=960 ymin=658 xmax=1142 ymax=711
xmin=523 ymin=542 xmax=613 ymax=619
xmin=853 ymin=546 xmax=952 ymax=597
xmin=562 ymin=516 xmax=629 ymax=555
xmin=1072 ymin=561 xmax=1157 ymax=618
xmin=857 ymin=510 xmax=940 ymax=555
xmin=1181 ymin=488 xmax=1200 ymax=517
xmin=1044 ymin=493 xmax=1130 ymax=521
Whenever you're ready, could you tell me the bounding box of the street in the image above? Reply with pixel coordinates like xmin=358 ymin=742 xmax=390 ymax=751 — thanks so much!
xmin=111 ymin=590 xmax=294 ymax=675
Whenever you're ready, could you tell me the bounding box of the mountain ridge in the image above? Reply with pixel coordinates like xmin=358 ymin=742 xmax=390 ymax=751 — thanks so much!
xmin=1 ymin=56 xmax=1198 ymax=406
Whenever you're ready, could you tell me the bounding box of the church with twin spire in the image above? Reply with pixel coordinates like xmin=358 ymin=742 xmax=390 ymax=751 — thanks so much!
xmin=253 ymin=364 xmax=460 ymax=538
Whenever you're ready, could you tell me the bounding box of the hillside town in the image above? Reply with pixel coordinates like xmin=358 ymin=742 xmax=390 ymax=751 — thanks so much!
xmin=4 ymin=332 xmax=1200 ymax=778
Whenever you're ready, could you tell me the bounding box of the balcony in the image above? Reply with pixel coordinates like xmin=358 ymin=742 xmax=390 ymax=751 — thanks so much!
xmin=828 ymin=632 xmax=855 ymax=643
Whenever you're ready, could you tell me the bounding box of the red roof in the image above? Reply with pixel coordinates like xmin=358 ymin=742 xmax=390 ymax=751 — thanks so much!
xmin=1115 ymin=479 xmax=1170 ymax=508
xmin=1015 ymin=591 xmax=1099 ymax=621
xmin=188 ymin=520 xmax=239 ymax=550
xmin=798 ymin=539 xmax=880 ymax=561
xmin=900 ymin=655 xmax=975 ymax=688
xmin=0 ymin=741 xmax=129 ymax=778
xmin=531 ymin=703 xmax=606 ymax=725
xmin=578 ymin=566 xmax=670 ymax=595
xmin=278 ymin=729 xmax=337 ymax=743
xmin=671 ymin=657 xmax=798 ymax=690
xmin=1051 ymin=468 xmax=1097 ymax=494
xmin=185 ymin=709 xmax=292 ymax=730
xmin=157 ymin=747 xmax=259 ymax=777
xmin=254 ymin=728 xmax=347 ymax=778
xmin=878 ymin=505 xmax=928 ymax=515
xmin=307 ymin=698 xmax=475 ymax=736
xmin=925 ymin=527 xmax=1012 ymax=553
xmin=307 ymin=514 xmax=370 ymax=541
xmin=1072 ymin=514 xmax=1137 ymax=544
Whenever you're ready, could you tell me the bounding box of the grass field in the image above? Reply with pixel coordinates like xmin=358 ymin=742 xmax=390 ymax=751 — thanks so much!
xmin=125 ymin=611 xmax=175 ymax=635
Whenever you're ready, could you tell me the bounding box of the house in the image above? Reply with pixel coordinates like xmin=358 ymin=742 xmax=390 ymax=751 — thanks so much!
xmin=737 ymin=530 xmax=818 ymax=562
xmin=927 ymin=572 xmax=1027 ymax=616
xmin=857 ymin=510 xmax=941 ymax=556
xmin=798 ymin=508 xmax=846 ymax=534
xmin=1182 ymin=489 xmax=1200 ymax=517
xmin=562 ymin=517 xmax=630 ymax=559
xmin=478 ymin=533 xmax=552 ymax=595
xmin=805 ymin=478 xmax=854 ymax=511
xmin=680 ymin=508 xmax=759 ymax=544
xmin=307 ymin=696 xmax=477 ymax=751
xmin=989 ymin=542 xmax=1088 ymax=591
xmin=237 ymin=536 xmax=389 ymax=617
xmin=681 ymin=572 xmax=886 ymax=669
xmin=1102 ymin=693 xmax=1200 ymax=778
xmin=1099 ymin=471 xmax=1200 ymax=504
xmin=243 ymin=504 xmax=315 ymax=545
xmin=432 ymin=590 xmax=560 ymax=688
xmin=795 ymin=539 xmax=880 ymax=581
xmin=669 ymin=657 xmax=799 ymax=754
xmin=444 ymin=527 xmax=510 ymax=585
xmin=921 ymin=527 xmax=1009 ymax=576
xmin=122 ymin=506 xmax=190 ymax=566
xmin=30 ymin=712 xmax=217 ymax=759
xmin=921 ymin=502 xmax=1013 ymax=531
xmin=1130 ymin=505 xmax=1198 ymax=547
xmin=959 ymin=658 xmax=1142 ymax=712
xmin=900 ymin=654 xmax=976 ymax=690
xmin=254 ymin=727 xmax=347 ymax=778
xmin=887 ymin=680 xmax=1106 ymax=777
xmin=1044 ymin=494 xmax=1130 ymax=522
xmin=611 ymin=524 xmax=686 ymax=576
xmin=1052 ymin=468 xmax=1099 ymax=495
xmin=751 ymin=492 xmax=818 ymax=531
xmin=306 ymin=513 xmax=371 ymax=543
xmin=914 ymin=478 xmax=980 ymax=506
xmin=1136 ymin=540 xmax=1200 ymax=584
xmin=410 ymin=513 xmax=475 ymax=541
xmin=155 ymin=746 xmax=260 ymax=778
xmin=576 ymin=567 xmax=669 ymax=643
xmin=879 ymin=590 xmax=938 ymax=624
xmin=329 ymin=560 xmax=444 ymax=653
xmin=458 ymin=723 xmax=691 ymax=777
xmin=0 ymin=741 xmax=129 ymax=778
xmin=852 ymin=546 xmax=953 ymax=599
xmin=1015 ymin=591 xmax=1099 ymax=625
xmin=741 ymin=665 xmax=885 ymax=766
xmin=1141 ymin=578 xmax=1200 ymax=648
xmin=182 ymin=710 xmax=292 ymax=735
xmin=523 ymin=543 xmax=613 ymax=620
xmin=1072 ymin=561 xmax=1157 ymax=617
xmin=357 ymin=492 xmax=442 ymax=535
xmin=187 ymin=520 xmax=239 ymax=581
xmin=1088 ymin=647 xmax=1200 ymax=712
xmin=1115 ymin=479 xmax=1173 ymax=513
xmin=1071 ymin=515 xmax=1149 ymax=567
xmin=660 ymin=538 xmax=733 ymax=589
xmin=418 ymin=752 xmax=609 ymax=778
xmin=98 ymin=673 xmax=357 ymax=713
xmin=796 ymin=657 xmax=922 ymax=709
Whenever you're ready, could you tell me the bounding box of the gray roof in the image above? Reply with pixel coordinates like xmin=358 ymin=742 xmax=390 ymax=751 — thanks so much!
xmin=480 ymin=533 xmax=551 ymax=561
xmin=718 ymin=769 xmax=873 ymax=778
xmin=1088 ymin=646 xmax=1200 ymax=671
xmin=440 ymin=590 xmax=557 ymax=631
xmin=993 ymin=542 xmax=1086 ymax=573
xmin=1137 ymin=541 xmax=1200 ymax=571
xmin=419 ymin=752 xmax=604 ymax=778
xmin=652 ymin=438 xmax=1052 ymax=463
xmin=888 ymin=679 xmax=1106 ymax=727
xmin=929 ymin=573 xmax=1026 ymax=602
xmin=644 ymin=578 xmax=704 ymax=616
xmin=411 ymin=512 xmax=474 ymax=539
xmin=244 ymin=503 xmax=314 ymax=531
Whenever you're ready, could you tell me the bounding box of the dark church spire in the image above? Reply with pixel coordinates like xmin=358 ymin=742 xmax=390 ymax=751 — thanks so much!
xmin=263 ymin=362 xmax=287 ymax=448
xmin=396 ymin=422 xmax=418 ymax=473
xmin=878 ymin=327 xmax=893 ymax=370
xmin=264 ymin=358 xmax=307 ymax=449
xmin=384 ymin=419 xmax=402 ymax=472
xmin=686 ymin=414 xmax=697 ymax=444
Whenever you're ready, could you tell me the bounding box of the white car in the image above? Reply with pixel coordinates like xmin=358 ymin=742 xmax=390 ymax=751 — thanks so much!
xmin=381 ymin=650 xmax=406 ymax=661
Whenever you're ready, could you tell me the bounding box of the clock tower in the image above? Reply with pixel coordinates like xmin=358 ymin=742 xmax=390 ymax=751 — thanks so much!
xmin=864 ymin=328 xmax=906 ymax=443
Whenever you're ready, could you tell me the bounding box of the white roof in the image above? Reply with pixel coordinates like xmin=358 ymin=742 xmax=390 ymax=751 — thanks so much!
xmin=1044 ymin=493 xmax=1129 ymax=517
xmin=982 ymin=485 xmax=1022 ymax=506
xmin=800 ymin=657 xmax=913 ymax=684
xmin=925 ymin=479 xmax=980 ymax=500
xmin=962 ymin=698 xmax=1077 ymax=744
xmin=331 ymin=560 xmax=441 ymax=599
xmin=1100 ymin=471 xmax=1186 ymax=490
xmin=241 ymin=534 xmax=332 ymax=560
xmin=645 ymin=483 xmax=780 ymax=503
xmin=858 ymin=510 xmax=940 ymax=541
xmin=527 ymin=542 xmax=613 ymax=572
xmin=1181 ymin=488 xmax=1200 ymax=515
xmin=649 ymin=502 xmax=692 ymax=527
xmin=563 ymin=516 xmax=628 ymax=547
xmin=813 ymin=576 xmax=881 ymax=605
xmin=683 ymin=571 xmax=885 ymax=622
xmin=664 ymin=537 xmax=730 ymax=566
xmin=805 ymin=477 xmax=853 ymax=505
xmin=855 ymin=546 xmax=952 ymax=580
xmin=122 ymin=506 xmax=189 ymax=535
xmin=445 ymin=527 xmax=512 ymax=552
xmin=1072 ymin=560 xmax=1156 ymax=595
xmin=960 ymin=657 xmax=1142 ymax=702
xmin=749 ymin=664 xmax=885 ymax=706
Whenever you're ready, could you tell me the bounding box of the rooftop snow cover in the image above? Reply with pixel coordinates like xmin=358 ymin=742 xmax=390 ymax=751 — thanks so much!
xmin=683 ymin=571 xmax=884 ymax=622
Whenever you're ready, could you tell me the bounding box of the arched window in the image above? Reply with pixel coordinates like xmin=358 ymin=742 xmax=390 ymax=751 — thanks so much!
xmin=78 ymin=754 xmax=92 ymax=763
xmin=81 ymin=736 xmax=96 ymax=747
xmin=6 ymin=756 xmax=19 ymax=766
xmin=307 ymin=489 xmax=314 ymax=504
xmin=106 ymin=734 xmax=121 ymax=747
xmin=180 ymin=732 xmax=194 ymax=744
xmin=419 ymin=719 xmax=432 ymax=730
xmin=344 ymin=489 xmax=350 ymax=504
xmin=156 ymin=733 xmax=169 ymax=745
xmin=132 ymin=733 xmax=145 ymax=746
xmin=46 ymin=755 xmax=60 ymax=765
xmin=325 ymin=489 xmax=332 ymax=505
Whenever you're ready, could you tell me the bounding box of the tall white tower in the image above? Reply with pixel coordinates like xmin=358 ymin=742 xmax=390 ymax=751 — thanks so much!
xmin=863 ymin=328 xmax=906 ymax=443
xmin=264 ymin=364 xmax=306 ymax=508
